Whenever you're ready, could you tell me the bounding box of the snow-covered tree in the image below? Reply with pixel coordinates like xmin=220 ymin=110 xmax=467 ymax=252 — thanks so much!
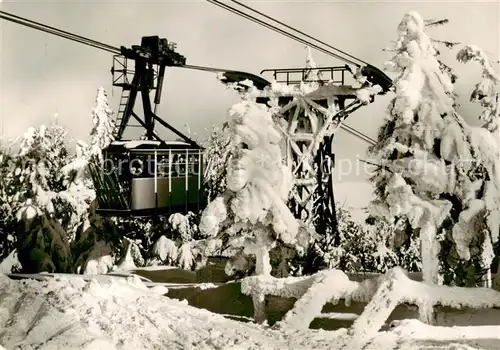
xmin=88 ymin=87 xmax=115 ymax=158
xmin=369 ymin=11 xmax=500 ymax=286
xmin=60 ymin=141 xmax=96 ymax=240
xmin=363 ymin=214 xmax=422 ymax=272
xmin=199 ymin=94 xmax=312 ymax=276
xmin=168 ymin=212 xmax=199 ymax=243
xmin=456 ymin=45 xmax=500 ymax=285
xmin=177 ymin=241 xmax=196 ymax=270
xmin=12 ymin=121 xmax=76 ymax=273
xmin=151 ymin=236 xmax=178 ymax=265
xmin=62 ymin=87 xmax=118 ymax=248
xmin=63 ymin=87 xmax=115 ymax=197
xmin=13 ymin=123 xmax=71 ymax=218
xmin=290 ymin=204 xmax=421 ymax=276
xmin=64 ymin=87 xmax=114 ymax=180
xmin=202 ymin=123 xmax=233 ymax=202
xmin=0 ymin=148 xmax=17 ymax=262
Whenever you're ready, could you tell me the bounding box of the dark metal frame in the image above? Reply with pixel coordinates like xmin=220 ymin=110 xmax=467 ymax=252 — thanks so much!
xmin=260 ymin=65 xmax=352 ymax=85
xmin=92 ymin=145 xmax=205 ymax=217
xmin=110 ymin=36 xmax=200 ymax=147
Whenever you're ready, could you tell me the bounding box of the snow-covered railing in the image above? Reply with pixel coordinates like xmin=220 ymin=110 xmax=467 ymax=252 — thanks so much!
xmin=241 ymin=267 xmax=500 ymax=337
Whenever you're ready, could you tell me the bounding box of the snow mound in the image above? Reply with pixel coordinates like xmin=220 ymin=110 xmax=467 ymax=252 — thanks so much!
xmin=0 ymin=250 xmax=20 ymax=274
xmin=0 ymin=273 xmax=289 ymax=349
xmin=0 ymin=273 xmax=489 ymax=349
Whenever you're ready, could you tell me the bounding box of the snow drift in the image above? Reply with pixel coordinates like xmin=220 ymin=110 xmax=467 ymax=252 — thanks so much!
xmin=1 ymin=273 xmax=495 ymax=349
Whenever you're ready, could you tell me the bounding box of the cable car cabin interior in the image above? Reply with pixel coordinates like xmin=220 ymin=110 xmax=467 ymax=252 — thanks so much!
xmin=89 ymin=140 xmax=205 ymax=217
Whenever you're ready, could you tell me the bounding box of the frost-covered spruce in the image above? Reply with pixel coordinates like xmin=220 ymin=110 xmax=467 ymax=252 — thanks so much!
xmin=14 ymin=123 xmax=71 ymax=217
xmin=199 ymin=94 xmax=311 ymax=276
xmin=60 ymin=87 xmax=115 ymax=238
xmin=89 ymin=87 xmax=115 ymax=158
xmin=369 ymin=11 xmax=500 ymax=286
xmin=202 ymin=123 xmax=233 ymax=202
xmin=12 ymin=121 xmax=76 ymax=272
xmin=63 ymin=87 xmax=114 ymax=182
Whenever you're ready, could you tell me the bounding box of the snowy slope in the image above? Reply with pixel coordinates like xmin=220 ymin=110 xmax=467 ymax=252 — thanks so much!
xmin=0 ymin=274 xmax=493 ymax=349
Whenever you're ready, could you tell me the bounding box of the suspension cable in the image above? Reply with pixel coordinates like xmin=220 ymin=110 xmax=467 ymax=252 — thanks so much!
xmin=207 ymin=0 xmax=361 ymax=67
xmin=228 ymin=0 xmax=368 ymax=67
xmin=181 ymin=64 xmax=230 ymax=73
xmin=0 ymin=11 xmax=120 ymax=54
xmin=341 ymin=123 xmax=377 ymax=145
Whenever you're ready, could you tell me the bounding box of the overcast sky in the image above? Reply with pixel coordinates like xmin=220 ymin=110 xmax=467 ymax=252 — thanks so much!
xmin=0 ymin=0 xmax=499 ymax=210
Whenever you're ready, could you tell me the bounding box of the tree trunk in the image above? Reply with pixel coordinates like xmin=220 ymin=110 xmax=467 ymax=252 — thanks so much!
xmin=255 ymin=244 xmax=271 ymax=276
xmin=420 ymin=221 xmax=441 ymax=285
xmin=495 ymin=262 xmax=500 ymax=291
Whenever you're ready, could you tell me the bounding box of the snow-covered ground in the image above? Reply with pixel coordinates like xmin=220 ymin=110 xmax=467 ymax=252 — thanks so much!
xmin=0 ymin=273 xmax=497 ymax=350
xmin=0 ymin=251 xmax=19 ymax=274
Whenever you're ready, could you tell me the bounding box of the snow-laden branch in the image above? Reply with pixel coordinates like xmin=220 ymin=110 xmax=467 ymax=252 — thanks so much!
xmin=457 ymin=45 xmax=500 ymax=134
xmin=241 ymin=267 xmax=500 ymax=333
xmin=350 ymin=267 xmax=500 ymax=338
xmin=457 ymin=45 xmax=500 ymax=83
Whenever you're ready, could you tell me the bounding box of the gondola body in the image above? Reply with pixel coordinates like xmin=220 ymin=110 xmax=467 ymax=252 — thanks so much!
xmin=89 ymin=140 xmax=205 ymax=217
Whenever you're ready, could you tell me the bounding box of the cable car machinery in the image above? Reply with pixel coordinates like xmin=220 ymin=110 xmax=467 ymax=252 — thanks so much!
xmin=0 ymin=0 xmax=391 ymax=221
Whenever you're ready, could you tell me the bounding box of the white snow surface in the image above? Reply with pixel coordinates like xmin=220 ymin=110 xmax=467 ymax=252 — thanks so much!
xmin=0 ymin=273 xmax=496 ymax=350
xmin=0 ymin=250 xmax=20 ymax=274
xmin=82 ymin=240 xmax=114 ymax=275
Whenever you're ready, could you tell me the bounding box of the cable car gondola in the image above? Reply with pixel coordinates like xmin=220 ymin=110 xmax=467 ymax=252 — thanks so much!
xmin=89 ymin=140 xmax=204 ymax=217
xmin=89 ymin=35 xmax=207 ymax=217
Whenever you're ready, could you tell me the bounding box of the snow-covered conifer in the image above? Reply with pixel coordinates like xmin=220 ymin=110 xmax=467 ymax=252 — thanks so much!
xmin=152 ymin=235 xmax=178 ymax=265
xmin=59 ymin=87 xmax=115 ymax=239
xmin=0 ymin=148 xmax=17 ymax=262
xmin=14 ymin=123 xmax=70 ymax=217
xmin=168 ymin=212 xmax=198 ymax=243
xmin=64 ymin=87 xmax=115 ymax=177
xmin=89 ymin=87 xmax=115 ymax=158
xmin=202 ymin=123 xmax=233 ymax=202
xmin=369 ymin=11 xmax=500 ymax=286
xmin=177 ymin=241 xmax=195 ymax=270
xmin=199 ymin=91 xmax=310 ymax=276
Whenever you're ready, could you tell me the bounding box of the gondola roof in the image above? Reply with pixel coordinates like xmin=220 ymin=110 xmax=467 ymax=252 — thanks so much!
xmin=106 ymin=140 xmax=204 ymax=152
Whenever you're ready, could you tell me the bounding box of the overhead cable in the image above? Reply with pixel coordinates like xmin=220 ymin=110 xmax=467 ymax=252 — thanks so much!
xmin=207 ymin=0 xmax=361 ymax=67
xmin=228 ymin=0 xmax=368 ymax=66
